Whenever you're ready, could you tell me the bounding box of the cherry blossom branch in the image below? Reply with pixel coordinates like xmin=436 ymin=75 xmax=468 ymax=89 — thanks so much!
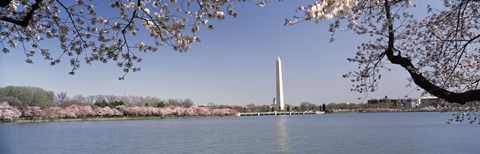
xmin=0 ymin=0 xmax=42 ymax=27
xmin=383 ymin=0 xmax=480 ymax=104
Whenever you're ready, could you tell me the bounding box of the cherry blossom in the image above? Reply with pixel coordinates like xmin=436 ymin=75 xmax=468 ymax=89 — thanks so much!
xmin=0 ymin=0 xmax=239 ymax=79
xmin=0 ymin=102 xmax=22 ymax=121
xmin=1 ymin=100 xmax=238 ymax=122
xmin=287 ymin=0 xmax=480 ymax=103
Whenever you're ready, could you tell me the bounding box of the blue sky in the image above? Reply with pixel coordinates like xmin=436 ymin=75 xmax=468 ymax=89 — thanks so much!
xmin=0 ymin=1 xmax=424 ymax=105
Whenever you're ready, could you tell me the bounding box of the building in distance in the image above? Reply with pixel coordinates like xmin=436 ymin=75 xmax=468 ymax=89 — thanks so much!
xmin=367 ymin=96 xmax=446 ymax=108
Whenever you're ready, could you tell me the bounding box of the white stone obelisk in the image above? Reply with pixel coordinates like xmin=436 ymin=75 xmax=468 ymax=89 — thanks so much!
xmin=276 ymin=56 xmax=285 ymax=111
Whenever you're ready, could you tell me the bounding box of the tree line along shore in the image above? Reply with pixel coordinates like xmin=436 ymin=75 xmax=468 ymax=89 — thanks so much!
xmin=2 ymin=86 xmax=479 ymax=123
xmin=0 ymin=101 xmax=237 ymax=122
xmin=0 ymin=86 xmax=237 ymax=122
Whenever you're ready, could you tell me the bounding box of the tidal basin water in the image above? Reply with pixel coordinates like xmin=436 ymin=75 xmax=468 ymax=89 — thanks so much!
xmin=1 ymin=112 xmax=480 ymax=154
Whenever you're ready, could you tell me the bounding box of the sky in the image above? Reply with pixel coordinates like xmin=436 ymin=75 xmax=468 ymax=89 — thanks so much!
xmin=0 ymin=1 xmax=427 ymax=105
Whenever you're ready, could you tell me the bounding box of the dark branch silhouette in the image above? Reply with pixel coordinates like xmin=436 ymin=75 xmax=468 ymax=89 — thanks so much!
xmin=0 ymin=0 xmax=42 ymax=27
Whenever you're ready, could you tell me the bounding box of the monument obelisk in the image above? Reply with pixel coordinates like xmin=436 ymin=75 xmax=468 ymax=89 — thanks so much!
xmin=276 ymin=56 xmax=285 ymax=111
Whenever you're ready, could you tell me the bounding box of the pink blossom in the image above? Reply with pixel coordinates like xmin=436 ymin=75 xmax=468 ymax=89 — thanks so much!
xmin=62 ymin=104 xmax=86 ymax=118
xmin=112 ymin=108 xmax=123 ymax=116
xmin=194 ymin=107 xmax=209 ymax=116
xmin=22 ymin=106 xmax=43 ymax=118
xmin=0 ymin=102 xmax=22 ymax=121
xmin=158 ymin=107 xmax=173 ymax=116
xmin=94 ymin=106 xmax=107 ymax=117
xmin=44 ymin=107 xmax=63 ymax=118
xmin=79 ymin=106 xmax=95 ymax=117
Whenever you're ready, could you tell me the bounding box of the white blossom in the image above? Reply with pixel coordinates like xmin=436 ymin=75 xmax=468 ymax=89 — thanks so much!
xmin=0 ymin=0 xmax=237 ymax=79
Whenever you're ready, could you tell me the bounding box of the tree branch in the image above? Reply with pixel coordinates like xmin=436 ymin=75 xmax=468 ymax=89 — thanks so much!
xmin=0 ymin=0 xmax=42 ymax=27
xmin=383 ymin=0 xmax=480 ymax=104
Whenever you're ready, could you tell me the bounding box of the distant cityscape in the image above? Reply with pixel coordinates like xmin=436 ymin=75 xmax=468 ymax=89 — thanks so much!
xmin=367 ymin=96 xmax=446 ymax=108
xmin=324 ymin=95 xmax=480 ymax=113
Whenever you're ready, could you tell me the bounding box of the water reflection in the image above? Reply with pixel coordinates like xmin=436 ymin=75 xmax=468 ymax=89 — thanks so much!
xmin=276 ymin=116 xmax=289 ymax=153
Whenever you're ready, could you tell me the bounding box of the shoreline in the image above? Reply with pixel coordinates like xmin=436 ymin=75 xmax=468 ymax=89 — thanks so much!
xmin=330 ymin=109 xmax=453 ymax=113
xmin=330 ymin=111 xmax=447 ymax=114
xmin=4 ymin=115 xmax=233 ymax=124
xmin=2 ymin=111 xmax=460 ymax=124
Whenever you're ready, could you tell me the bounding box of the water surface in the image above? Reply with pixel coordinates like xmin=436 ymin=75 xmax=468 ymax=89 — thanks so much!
xmin=1 ymin=112 xmax=478 ymax=154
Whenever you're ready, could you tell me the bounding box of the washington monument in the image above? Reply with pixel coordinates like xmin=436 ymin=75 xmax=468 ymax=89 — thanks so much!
xmin=275 ymin=56 xmax=285 ymax=111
